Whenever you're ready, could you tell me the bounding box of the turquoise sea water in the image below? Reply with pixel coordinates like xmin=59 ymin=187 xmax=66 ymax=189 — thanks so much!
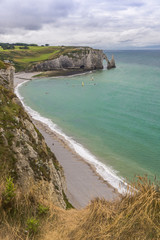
xmin=19 ymin=50 xmax=160 ymax=187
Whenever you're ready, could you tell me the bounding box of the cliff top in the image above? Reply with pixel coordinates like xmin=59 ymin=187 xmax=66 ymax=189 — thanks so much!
xmin=0 ymin=45 xmax=101 ymax=71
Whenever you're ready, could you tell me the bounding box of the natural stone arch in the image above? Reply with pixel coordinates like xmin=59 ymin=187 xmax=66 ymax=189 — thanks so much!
xmin=103 ymin=54 xmax=116 ymax=69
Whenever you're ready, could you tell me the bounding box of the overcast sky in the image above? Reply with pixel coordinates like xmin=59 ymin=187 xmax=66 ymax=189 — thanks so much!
xmin=0 ymin=0 xmax=160 ymax=49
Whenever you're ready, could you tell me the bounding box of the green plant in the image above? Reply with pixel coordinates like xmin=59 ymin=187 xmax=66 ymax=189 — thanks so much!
xmin=26 ymin=217 xmax=39 ymax=235
xmin=2 ymin=177 xmax=16 ymax=207
xmin=37 ymin=204 xmax=49 ymax=216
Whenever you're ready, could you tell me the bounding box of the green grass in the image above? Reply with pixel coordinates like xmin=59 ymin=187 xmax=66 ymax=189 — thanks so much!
xmin=0 ymin=46 xmax=50 ymax=52
xmin=29 ymin=46 xmax=57 ymax=51
xmin=16 ymin=51 xmax=59 ymax=63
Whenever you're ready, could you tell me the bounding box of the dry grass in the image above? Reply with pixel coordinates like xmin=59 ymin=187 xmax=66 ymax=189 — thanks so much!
xmin=0 ymin=178 xmax=55 ymax=240
xmin=41 ymin=176 xmax=160 ymax=240
xmin=0 ymin=176 xmax=160 ymax=240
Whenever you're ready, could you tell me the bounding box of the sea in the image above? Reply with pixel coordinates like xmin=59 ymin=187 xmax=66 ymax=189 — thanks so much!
xmin=17 ymin=50 xmax=160 ymax=193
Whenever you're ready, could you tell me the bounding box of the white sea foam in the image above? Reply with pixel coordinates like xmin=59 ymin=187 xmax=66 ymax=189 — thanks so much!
xmin=15 ymin=79 xmax=128 ymax=194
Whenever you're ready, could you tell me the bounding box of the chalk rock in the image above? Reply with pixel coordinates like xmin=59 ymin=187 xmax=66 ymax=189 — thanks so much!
xmin=107 ymin=55 xmax=116 ymax=69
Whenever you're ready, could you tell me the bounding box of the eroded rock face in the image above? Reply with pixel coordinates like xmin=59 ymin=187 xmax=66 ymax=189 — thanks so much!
xmin=107 ymin=55 xmax=116 ymax=69
xmin=12 ymin=117 xmax=67 ymax=208
xmin=32 ymin=48 xmax=116 ymax=72
xmin=0 ymin=86 xmax=67 ymax=209
xmin=0 ymin=66 xmax=15 ymax=91
xmin=32 ymin=48 xmax=105 ymax=71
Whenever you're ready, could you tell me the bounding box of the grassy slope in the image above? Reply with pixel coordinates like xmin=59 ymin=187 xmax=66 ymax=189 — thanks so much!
xmin=41 ymin=177 xmax=160 ymax=240
xmin=0 ymin=176 xmax=159 ymax=240
xmin=0 ymin=45 xmax=87 ymax=71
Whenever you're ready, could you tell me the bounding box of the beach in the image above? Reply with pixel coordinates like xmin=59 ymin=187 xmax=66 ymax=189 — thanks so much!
xmin=14 ymin=72 xmax=118 ymax=209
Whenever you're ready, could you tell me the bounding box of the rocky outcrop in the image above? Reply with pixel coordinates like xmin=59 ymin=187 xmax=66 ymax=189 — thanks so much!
xmin=0 ymin=66 xmax=15 ymax=91
xmin=103 ymin=54 xmax=116 ymax=69
xmin=107 ymin=55 xmax=116 ymax=69
xmin=32 ymin=48 xmax=115 ymax=71
xmin=0 ymin=83 xmax=67 ymax=209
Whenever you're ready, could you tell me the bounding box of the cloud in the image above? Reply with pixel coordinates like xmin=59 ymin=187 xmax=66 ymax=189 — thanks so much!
xmin=0 ymin=0 xmax=160 ymax=48
xmin=0 ymin=0 xmax=75 ymax=30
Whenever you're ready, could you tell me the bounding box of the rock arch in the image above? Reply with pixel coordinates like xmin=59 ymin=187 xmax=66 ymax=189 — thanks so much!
xmin=103 ymin=54 xmax=116 ymax=69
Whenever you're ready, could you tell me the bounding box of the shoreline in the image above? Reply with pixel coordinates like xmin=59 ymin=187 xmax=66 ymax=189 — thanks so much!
xmin=14 ymin=71 xmax=121 ymax=208
xmin=31 ymin=68 xmax=94 ymax=78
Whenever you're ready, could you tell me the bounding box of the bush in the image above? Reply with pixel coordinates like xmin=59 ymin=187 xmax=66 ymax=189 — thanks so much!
xmin=37 ymin=204 xmax=49 ymax=216
xmin=2 ymin=177 xmax=16 ymax=208
xmin=26 ymin=217 xmax=39 ymax=236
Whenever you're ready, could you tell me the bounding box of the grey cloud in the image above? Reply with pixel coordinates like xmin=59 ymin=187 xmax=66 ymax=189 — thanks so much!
xmin=0 ymin=0 xmax=160 ymax=49
xmin=0 ymin=0 xmax=76 ymax=30
xmin=119 ymin=39 xmax=135 ymax=43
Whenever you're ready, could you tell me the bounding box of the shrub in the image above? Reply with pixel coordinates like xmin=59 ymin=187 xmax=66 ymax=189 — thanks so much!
xmin=2 ymin=177 xmax=16 ymax=208
xmin=26 ymin=217 xmax=39 ymax=236
xmin=37 ymin=204 xmax=49 ymax=216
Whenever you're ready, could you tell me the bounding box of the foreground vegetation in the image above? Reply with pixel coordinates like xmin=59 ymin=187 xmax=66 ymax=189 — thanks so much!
xmin=0 ymin=176 xmax=159 ymax=240
xmin=0 ymin=44 xmax=87 ymax=71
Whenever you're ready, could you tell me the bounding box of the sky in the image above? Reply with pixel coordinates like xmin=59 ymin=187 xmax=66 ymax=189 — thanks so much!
xmin=0 ymin=0 xmax=160 ymax=49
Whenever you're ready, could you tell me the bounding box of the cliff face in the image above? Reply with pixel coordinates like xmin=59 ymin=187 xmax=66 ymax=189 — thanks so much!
xmin=0 ymin=65 xmax=15 ymax=91
xmin=0 ymin=78 xmax=67 ymax=209
xmin=32 ymin=48 xmax=105 ymax=71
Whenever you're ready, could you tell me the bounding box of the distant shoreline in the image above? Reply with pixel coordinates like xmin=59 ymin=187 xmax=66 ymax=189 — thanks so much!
xmin=14 ymin=71 xmax=120 ymax=208
xmin=31 ymin=69 xmax=93 ymax=78
xmin=14 ymin=70 xmax=93 ymax=87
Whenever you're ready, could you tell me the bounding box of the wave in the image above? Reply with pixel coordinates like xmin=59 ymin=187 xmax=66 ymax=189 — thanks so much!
xmin=15 ymin=80 xmax=128 ymax=194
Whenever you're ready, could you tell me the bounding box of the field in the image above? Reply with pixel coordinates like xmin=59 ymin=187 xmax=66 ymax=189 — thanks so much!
xmin=0 ymin=45 xmax=84 ymax=71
